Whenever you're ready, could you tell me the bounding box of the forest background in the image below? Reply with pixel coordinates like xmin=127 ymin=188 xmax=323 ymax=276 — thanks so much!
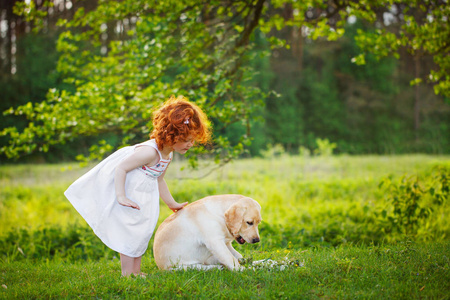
xmin=0 ymin=1 xmax=449 ymax=298
xmin=0 ymin=0 xmax=449 ymax=163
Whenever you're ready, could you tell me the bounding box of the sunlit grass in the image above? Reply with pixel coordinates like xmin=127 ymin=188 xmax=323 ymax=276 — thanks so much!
xmin=0 ymin=154 xmax=449 ymax=299
xmin=0 ymin=154 xmax=448 ymax=238
xmin=1 ymin=243 xmax=448 ymax=299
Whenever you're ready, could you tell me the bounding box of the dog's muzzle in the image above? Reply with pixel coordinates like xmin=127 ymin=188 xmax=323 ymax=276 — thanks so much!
xmin=236 ymin=236 xmax=246 ymax=244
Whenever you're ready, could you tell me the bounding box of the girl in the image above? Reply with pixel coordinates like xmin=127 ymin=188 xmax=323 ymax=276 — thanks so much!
xmin=64 ymin=95 xmax=211 ymax=276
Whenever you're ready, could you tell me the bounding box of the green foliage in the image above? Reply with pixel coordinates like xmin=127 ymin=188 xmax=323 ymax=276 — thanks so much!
xmin=0 ymin=156 xmax=449 ymax=298
xmin=381 ymin=175 xmax=431 ymax=235
xmin=0 ymin=226 xmax=114 ymax=263
xmin=260 ymin=143 xmax=286 ymax=158
xmin=0 ymin=32 xmax=62 ymax=157
xmin=3 ymin=0 xmax=271 ymax=165
xmin=353 ymin=2 xmax=450 ymax=97
xmin=378 ymin=166 xmax=449 ymax=236
xmin=2 ymin=0 xmax=449 ymax=163
xmin=75 ymin=140 xmax=114 ymax=166
xmin=314 ymin=138 xmax=337 ymax=156
xmin=12 ymin=0 xmax=53 ymax=31
xmin=262 ymin=20 xmax=449 ymax=155
xmin=1 ymin=155 xmax=449 ymax=263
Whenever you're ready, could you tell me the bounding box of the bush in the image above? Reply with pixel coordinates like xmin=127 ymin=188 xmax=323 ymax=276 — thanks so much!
xmin=1 ymin=156 xmax=448 ymax=262
xmin=377 ymin=166 xmax=449 ymax=238
xmin=0 ymin=225 xmax=115 ymax=262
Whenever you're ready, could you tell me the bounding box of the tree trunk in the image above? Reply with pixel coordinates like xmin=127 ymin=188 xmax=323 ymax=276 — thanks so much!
xmin=2 ymin=0 xmax=15 ymax=76
xmin=414 ymin=54 xmax=421 ymax=141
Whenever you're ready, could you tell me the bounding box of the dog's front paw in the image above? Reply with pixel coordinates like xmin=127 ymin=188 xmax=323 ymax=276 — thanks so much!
xmin=238 ymin=257 xmax=253 ymax=266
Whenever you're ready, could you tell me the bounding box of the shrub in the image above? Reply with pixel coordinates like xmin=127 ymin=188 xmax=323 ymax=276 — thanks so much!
xmin=377 ymin=166 xmax=449 ymax=238
xmin=0 ymin=225 xmax=115 ymax=262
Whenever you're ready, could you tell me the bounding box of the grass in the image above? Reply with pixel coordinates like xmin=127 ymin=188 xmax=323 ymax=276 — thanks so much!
xmin=1 ymin=243 xmax=449 ymax=299
xmin=0 ymin=154 xmax=449 ymax=299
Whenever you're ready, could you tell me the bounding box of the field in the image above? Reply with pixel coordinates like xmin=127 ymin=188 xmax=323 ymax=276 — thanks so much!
xmin=0 ymin=154 xmax=449 ymax=299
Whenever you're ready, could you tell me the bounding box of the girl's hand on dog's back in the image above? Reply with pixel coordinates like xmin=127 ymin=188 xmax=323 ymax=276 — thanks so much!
xmin=169 ymin=201 xmax=188 ymax=212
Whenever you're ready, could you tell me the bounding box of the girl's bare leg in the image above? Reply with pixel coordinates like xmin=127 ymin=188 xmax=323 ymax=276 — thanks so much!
xmin=120 ymin=253 xmax=142 ymax=276
xmin=133 ymin=256 xmax=142 ymax=275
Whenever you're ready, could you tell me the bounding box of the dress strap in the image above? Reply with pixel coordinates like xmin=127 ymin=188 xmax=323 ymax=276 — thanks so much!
xmin=137 ymin=139 xmax=172 ymax=162
xmin=147 ymin=140 xmax=163 ymax=161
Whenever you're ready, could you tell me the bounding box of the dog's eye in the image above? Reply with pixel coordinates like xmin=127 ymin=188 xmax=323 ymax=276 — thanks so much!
xmin=247 ymin=221 xmax=253 ymax=226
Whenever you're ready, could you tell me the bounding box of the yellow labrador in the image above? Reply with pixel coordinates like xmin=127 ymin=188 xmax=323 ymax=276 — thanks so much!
xmin=153 ymin=194 xmax=262 ymax=270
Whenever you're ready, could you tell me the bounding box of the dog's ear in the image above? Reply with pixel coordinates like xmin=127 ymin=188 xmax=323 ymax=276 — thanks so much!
xmin=225 ymin=203 xmax=246 ymax=236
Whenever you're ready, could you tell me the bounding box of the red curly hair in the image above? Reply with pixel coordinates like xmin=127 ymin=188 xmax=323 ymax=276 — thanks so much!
xmin=150 ymin=95 xmax=211 ymax=150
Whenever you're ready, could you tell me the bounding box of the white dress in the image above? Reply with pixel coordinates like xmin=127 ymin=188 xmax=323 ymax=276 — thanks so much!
xmin=64 ymin=139 xmax=171 ymax=257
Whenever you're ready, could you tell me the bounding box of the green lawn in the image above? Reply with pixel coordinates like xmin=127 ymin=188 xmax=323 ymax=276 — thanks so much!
xmin=0 ymin=154 xmax=449 ymax=299
xmin=1 ymin=243 xmax=448 ymax=299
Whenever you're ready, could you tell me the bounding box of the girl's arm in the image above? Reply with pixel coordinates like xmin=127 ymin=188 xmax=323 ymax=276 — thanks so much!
xmin=114 ymin=146 xmax=159 ymax=210
xmin=158 ymin=168 xmax=188 ymax=212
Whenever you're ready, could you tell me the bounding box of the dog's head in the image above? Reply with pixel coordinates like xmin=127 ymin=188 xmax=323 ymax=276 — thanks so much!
xmin=224 ymin=197 xmax=262 ymax=244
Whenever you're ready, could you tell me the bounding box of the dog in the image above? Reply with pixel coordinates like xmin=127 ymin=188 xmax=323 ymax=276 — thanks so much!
xmin=153 ymin=194 xmax=262 ymax=270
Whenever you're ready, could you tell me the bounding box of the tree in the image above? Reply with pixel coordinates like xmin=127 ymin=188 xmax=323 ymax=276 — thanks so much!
xmin=351 ymin=1 xmax=450 ymax=136
xmin=2 ymin=0 xmax=449 ymax=164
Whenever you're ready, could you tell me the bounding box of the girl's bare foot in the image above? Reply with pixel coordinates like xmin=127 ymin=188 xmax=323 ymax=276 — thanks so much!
xmin=121 ymin=272 xmax=147 ymax=278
